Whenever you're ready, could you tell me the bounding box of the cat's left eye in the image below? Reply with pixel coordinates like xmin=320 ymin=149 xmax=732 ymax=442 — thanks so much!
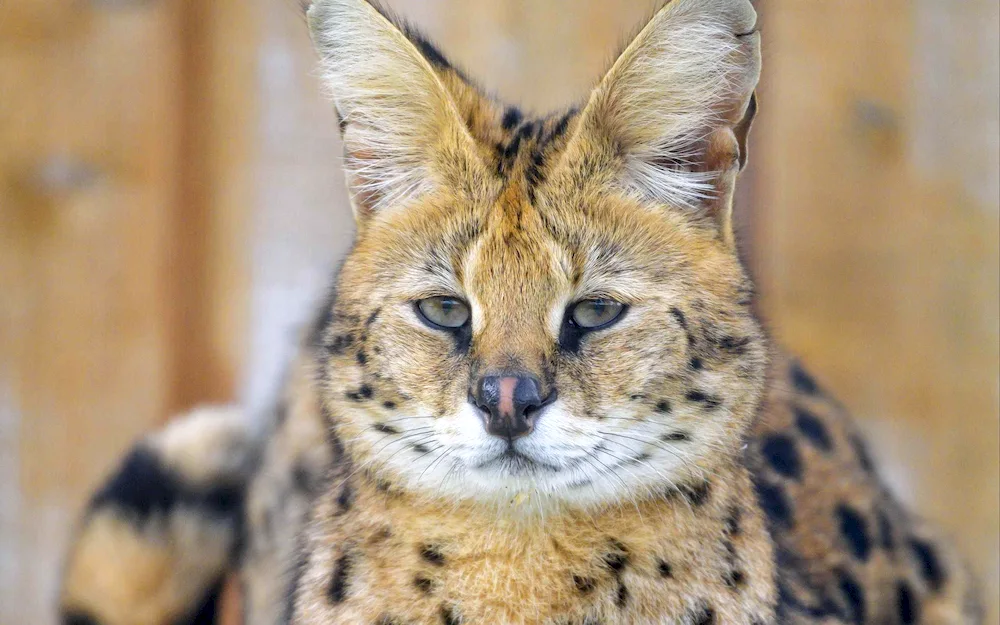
xmin=569 ymin=299 xmax=626 ymax=330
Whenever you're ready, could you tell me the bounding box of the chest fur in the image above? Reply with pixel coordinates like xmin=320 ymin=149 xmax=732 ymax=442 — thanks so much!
xmin=291 ymin=467 xmax=776 ymax=625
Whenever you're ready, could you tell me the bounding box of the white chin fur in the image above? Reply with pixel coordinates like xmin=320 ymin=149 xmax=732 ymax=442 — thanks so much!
xmin=370 ymin=399 xmax=709 ymax=510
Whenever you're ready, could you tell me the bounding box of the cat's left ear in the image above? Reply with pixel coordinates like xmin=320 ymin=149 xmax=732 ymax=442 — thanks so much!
xmin=561 ymin=0 xmax=761 ymax=247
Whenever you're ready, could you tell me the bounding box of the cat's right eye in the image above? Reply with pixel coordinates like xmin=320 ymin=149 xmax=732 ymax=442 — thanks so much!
xmin=415 ymin=296 xmax=471 ymax=329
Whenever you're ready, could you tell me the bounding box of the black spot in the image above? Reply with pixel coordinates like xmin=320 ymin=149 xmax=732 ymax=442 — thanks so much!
xmin=292 ymin=462 xmax=321 ymax=495
xmin=440 ymin=605 xmax=460 ymax=625
xmin=687 ymin=604 xmax=715 ymax=625
xmin=373 ymin=423 xmax=400 ymax=434
xmin=411 ymin=34 xmax=451 ymax=69
xmin=328 ymin=552 xmax=352 ymax=603
xmin=414 ymin=575 xmax=434 ymax=595
xmin=836 ymin=505 xmax=872 ymax=561
xmin=182 ymin=579 xmax=226 ymax=625
xmin=723 ymin=569 xmax=746 ymax=589
xmin=851 ymin=435 xmax=876 ymax=473
xmin=897 ymin=580 xmax=920 ymax=624
xmin=62 ymin=612 xmax=100 ymax=625
xmin=345 ymin=386 xmax=373 ymax=402
xmin=356 ymin=350 xmax=367 ymax=366
xmin=656 ymin=400 xmax=672 ymax=413
xmin=336 ymin=482 xmax=353 ymax=513
xmin=668 ymin=480 xmax=712 ymax=507
xmin=412 ymin=443 xmax=431 ymax=454
xmin=603 ymin=544 xmax=629 ymax=572
xmin=89 ymin=446 xmax=242 ymax=524
xmin=755 ymin=480 xmax=794 ymax=529
xmin=573 ymin=574 xmax=595 ymax=594
xmin=761 ymin=434 xmax=803 ymax=479
xmin=662 ymin=431 xmax=690 ymax=442
xmin=326 ymin=334 xmax=351 ymax=356
xmin=690 ymin=357 xmax=703 ymax=370
xmin=725 ymin=506 xmax=742 ymax=536
xmin=836 ymin=568 xmax=866 ymax=624
xmin=670 ymin=307 xmax=688 ymax=329
xmin=657 ymin=559 xmax=673 ymax=578
xmin=615 ymin=582 xmax=629 ymax=608
xmin=365 ymin=308 xmax=381 ymax=326
xmin=382 ymin=401 xmax=397 ymax=410
xmin=630 ymin=394 xmax=645 ymax=401
xmin=877 ymin=509 xmax=895 ymax=551
xmin=717 ymin=335 xmax=750 ymax=353
xmin=547 ymin=109 xmax=575 ymax=144
xmin=669 ymin=307 xmax=695 ymax=346
xmin=420 ymin=544 xmax=446 ymax=566
xmin=685 ymin=390 xmax=721 ymax=409
xmin=795 ymin=407 xmax=833 ymax=452
xmin=501 ymin=107 xmax=523 ymax=130
xmin=790 ymin=362 xmax=820 ymax=394
xmin=909 ymin=538 xmax=946 ymax=591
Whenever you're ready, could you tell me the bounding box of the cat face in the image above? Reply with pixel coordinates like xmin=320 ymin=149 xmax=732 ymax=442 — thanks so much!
xmin=308 ymin=0 xmax=765 ymax=507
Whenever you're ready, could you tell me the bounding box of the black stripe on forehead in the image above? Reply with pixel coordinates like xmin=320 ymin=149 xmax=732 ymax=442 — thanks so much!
xmin=493 ymin=108 xmax=579 ymax=191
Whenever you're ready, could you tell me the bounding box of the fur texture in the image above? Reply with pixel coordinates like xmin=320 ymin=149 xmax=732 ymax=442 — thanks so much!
xmin=60 ymin=1 xmax=980 ymax=624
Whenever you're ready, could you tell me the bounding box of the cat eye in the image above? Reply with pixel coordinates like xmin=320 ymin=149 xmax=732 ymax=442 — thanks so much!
xmin=569 ymin=299 xmax=626 ymax=330
xmin=415 ymin=296 xmax=471 ymax=329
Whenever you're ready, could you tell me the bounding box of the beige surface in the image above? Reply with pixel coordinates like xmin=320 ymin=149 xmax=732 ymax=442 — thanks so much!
xmin=752 ymin=3 xmax=999 ymax=623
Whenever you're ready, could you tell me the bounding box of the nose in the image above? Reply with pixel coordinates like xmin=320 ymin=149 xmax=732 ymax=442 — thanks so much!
xmin=471 ymin=373 xmax=553 ymax=441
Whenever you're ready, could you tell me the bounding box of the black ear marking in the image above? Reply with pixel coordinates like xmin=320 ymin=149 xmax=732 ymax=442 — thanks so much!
xmin=501 ymin=107 xmax=523 ymax=130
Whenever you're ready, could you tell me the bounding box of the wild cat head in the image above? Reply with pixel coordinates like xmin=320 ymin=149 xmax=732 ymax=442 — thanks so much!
xmin=307 ymin=0 xmax=767 ymax=507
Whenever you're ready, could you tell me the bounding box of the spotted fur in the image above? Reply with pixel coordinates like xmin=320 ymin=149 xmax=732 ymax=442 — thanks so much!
xmin=60 ymin=1 xmax=980 ymax=624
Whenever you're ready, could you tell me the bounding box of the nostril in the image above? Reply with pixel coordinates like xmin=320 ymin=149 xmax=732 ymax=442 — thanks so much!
xmin=523 ymin=389 xmax=558 ymax=419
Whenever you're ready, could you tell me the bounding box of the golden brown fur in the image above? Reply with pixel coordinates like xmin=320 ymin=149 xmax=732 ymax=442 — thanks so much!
xmin=60 ymin=0 xmax=980 ymax=624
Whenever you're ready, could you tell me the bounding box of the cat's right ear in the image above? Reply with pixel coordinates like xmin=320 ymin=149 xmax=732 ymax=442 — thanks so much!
xmin=308 ymin=0 xmax=483 ymax=225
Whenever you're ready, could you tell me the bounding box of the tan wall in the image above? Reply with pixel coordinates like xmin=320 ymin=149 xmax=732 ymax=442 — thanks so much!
xmin=1 ymin=1 xmax=996 ymax=623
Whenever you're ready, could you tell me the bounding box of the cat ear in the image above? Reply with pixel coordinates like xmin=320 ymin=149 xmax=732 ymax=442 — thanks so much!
xmin=563 ymin=0 xmax=760 ymax=245
xmin=308 ymin=0 xmax=481 ymax=223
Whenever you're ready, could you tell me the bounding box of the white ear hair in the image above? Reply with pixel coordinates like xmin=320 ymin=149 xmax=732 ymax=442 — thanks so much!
xmin=572 ymin=0 xmax=760 ymax=209
xmin=308 ymin=0 xmax=476 ymax=218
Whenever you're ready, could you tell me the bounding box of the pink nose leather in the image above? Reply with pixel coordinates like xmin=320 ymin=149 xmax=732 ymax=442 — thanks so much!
xmin=497 ymin=377 xmax=518 ymax=417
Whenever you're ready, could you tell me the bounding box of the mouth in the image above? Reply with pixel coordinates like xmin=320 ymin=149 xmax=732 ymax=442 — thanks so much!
xmin=474 ymin=447 xmax=562 ymax=473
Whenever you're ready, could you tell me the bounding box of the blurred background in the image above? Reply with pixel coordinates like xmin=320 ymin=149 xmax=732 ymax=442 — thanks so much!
xmin=1 ymin=0 xmax=997 ymax=623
